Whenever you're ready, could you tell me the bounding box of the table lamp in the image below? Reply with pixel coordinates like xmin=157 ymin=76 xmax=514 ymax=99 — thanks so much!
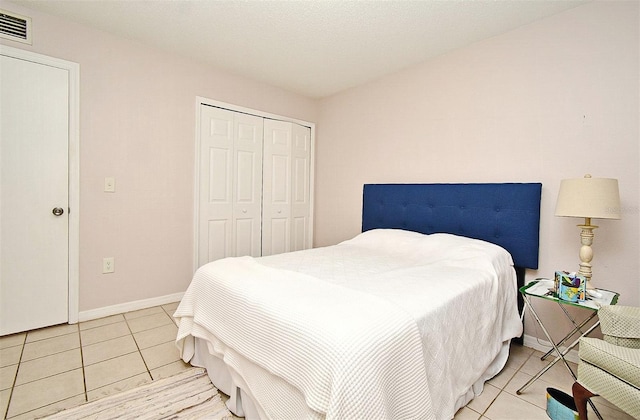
xmin=555 ymin=174 xmax=620 ymax=290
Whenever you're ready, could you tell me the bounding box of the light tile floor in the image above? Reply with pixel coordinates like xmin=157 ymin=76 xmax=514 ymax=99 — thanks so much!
xmin=1 ymin=302 xmax=191 ymax=420
xmin=1 ymin=303 xmax=635 ymax=420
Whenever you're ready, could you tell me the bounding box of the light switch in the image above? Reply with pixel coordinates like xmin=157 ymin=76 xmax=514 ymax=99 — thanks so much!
xmin=104 ymin=177 xmax=115 ymax=192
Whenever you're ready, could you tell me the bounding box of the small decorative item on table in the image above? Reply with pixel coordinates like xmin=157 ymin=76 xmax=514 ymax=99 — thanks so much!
xmin=555 ymin=271 xmax=586 ymax=302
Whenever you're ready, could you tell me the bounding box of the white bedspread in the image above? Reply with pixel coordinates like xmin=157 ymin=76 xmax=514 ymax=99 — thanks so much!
xmin=175 ymin=229 xmax=523 ymax=420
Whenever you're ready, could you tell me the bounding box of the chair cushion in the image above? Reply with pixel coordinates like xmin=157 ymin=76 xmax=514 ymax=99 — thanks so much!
xmin=579 ymin=337 xmax=640 ymax=388
xmin=578 ymin=362 xmax=640 ymax=419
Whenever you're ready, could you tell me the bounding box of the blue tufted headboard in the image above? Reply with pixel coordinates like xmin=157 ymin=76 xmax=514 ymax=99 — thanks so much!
xmin=362 ymin=183 xmax=542 ymax=269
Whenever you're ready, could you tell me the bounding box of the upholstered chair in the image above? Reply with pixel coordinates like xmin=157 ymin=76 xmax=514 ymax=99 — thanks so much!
xmin=572 ymin=305 xmax=640 ymax=419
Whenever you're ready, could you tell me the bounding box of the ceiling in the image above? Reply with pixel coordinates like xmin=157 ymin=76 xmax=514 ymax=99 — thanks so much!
xmin=13 ymin=0 xmax=587 ymax=98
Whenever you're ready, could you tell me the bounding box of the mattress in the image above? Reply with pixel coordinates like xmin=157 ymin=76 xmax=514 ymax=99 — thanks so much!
xmin=175 ymin=229 xmax=523 ymax=419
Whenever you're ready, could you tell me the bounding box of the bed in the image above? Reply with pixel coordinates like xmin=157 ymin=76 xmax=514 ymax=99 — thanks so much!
xmin=175 ymin=183 xmax=542 ymax=420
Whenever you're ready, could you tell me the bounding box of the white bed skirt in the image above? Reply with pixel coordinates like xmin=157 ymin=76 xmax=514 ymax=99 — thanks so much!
xmin=190 ymin=337 xmax=260 ymax=419
xmin=189 ymin=336 xmax=513 ymax=420
xmin=190 ymin=337 xmax=322 ymax=419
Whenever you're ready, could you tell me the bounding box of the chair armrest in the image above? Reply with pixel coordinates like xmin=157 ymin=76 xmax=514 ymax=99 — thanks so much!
xmin=599 ymin=306 xmax=640 ymax=346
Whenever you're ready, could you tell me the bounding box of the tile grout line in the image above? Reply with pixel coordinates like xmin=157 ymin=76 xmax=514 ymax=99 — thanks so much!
xmin=123 ymin=312 xmax=154 ymax=382
xmin=478 ymin=347 xmax=536 ymax=419
xmin=12 ymin=326 xmax=87 ymax=419
xmin=80 ymin=308 xmax=178 ymax=398
xmin=82 ymin=312 xmax=160 ymax=402
xmin=3 ymin=333 xmax=27 ymax=420
xmin=77 ymin=322 xmax=89 ymax=404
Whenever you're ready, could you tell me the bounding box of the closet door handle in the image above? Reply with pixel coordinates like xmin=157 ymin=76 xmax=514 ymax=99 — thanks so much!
xmin=52 ymin=207 xmax=64 ymax=216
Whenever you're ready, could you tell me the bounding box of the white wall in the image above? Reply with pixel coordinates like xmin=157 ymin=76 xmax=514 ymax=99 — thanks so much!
xmin=0 ymin=1 xmax=318 ymax=313
xmin=315 ymin=1 xmax=639 ymax=341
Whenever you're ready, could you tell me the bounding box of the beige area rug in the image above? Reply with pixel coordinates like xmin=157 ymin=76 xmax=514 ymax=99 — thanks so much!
xmin=43 ymin=368 xmax=233 ymax=420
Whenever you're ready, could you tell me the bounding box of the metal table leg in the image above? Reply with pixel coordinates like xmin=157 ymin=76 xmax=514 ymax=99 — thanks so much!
xmin=539 ymin=307 xmax=597 ymax=361
xmin=517 ymin=294 xmax=603 ymax=420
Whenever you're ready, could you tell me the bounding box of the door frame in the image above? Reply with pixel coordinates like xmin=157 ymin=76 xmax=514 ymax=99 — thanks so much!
xmin=1 ymin=45 xmax=80 ymax=324
xmin=193 ymin=96 xmax=315 ymax=272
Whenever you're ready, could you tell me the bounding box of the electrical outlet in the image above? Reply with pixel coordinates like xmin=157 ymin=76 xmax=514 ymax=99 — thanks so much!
xmin=103 ymin=257 xmax=115 ymax=274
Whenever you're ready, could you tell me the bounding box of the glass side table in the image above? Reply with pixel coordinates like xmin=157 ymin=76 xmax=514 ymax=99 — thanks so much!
xmin=516 ymin=280 xmax=619 ymax=420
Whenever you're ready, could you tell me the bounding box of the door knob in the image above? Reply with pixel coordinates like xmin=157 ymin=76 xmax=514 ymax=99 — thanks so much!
xmin=52 ymin=207 xmax=64 ymax=216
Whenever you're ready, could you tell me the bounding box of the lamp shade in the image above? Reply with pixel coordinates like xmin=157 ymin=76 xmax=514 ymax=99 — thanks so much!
xmin=555 ymin=175 xmax=621 ymax=219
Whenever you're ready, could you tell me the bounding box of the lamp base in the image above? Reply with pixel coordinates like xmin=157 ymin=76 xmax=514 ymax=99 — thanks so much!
xmin=577 ymin=220 xmax=598 ymax=290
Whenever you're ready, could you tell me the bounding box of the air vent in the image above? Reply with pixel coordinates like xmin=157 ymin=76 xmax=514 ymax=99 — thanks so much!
xmin=0 ymin=10 xmax=32 ymax=45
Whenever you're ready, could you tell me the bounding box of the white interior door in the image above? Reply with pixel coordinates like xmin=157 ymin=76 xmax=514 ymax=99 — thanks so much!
xmin=198 ymin=105 xmax=262 ymax=267
xmin=199 ymin=106 xmax=234 ymax=265
xmin=232 ymin=113 xmax=263 ymax=258
xmin=262 ymin=119 xmax=291 ymax=256
xmin=291 ymin=123 xmax=311 ymax=251
xmin=0 ymin=54 xmax=69 ymax=335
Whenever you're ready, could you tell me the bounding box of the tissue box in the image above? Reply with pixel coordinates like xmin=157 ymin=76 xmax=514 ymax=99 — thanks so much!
xmin=555 ymin=271 xmax=586 ymax=302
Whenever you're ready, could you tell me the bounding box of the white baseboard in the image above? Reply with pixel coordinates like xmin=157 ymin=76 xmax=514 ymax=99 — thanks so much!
xmin=523 ymin=333 xmax=580 ymax=364
xmin=78 ymin=292 xmax=184 ymax=322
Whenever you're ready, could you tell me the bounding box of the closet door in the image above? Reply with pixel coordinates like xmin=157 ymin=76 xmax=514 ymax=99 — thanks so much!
xmin=291 ymin=124 xmax=312 ymax=251
xmin=198 ymin=106 xmax=262 ymax=266
xmin=262 ymin=120 xmax=311 ymax=255
xmin=232 ymin=113 xmax=263 ymax=257
xmin=262 ymin=119 xmax=291 ymax=256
